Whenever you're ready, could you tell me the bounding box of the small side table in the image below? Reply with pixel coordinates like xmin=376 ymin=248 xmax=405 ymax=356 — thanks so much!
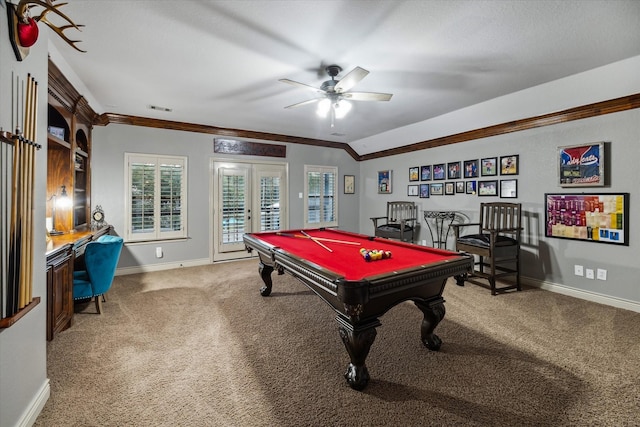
xmin=423 ymin=211 xmax=457 ymax=249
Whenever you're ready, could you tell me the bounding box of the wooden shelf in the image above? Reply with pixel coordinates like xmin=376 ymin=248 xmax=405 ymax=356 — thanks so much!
xmin=0 ymin=297 xmax=41 ymax=329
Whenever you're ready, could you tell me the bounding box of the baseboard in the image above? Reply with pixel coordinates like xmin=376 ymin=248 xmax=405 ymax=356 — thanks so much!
xmin=115 ymin=258 xmax=211 ymax=276
xmin=523 ymin=276 xmax=640 ymax=313
xmin=18 ymin=379 xmax=50 ymax=427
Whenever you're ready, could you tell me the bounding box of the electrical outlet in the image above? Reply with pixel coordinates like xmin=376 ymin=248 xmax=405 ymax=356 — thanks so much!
xmin=155 ymin=247 xmax=163 ymax=258
xmin=597 ymin=268 xmax=607 ymax=281
xmin=585 ymin=268 xmax=595 ymax=279
xmin=574 ymin=265 xmax=584 ymax=276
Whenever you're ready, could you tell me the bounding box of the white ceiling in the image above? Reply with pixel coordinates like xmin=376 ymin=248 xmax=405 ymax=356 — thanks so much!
xmin=45 ymin=0 xmax=640 ymax=156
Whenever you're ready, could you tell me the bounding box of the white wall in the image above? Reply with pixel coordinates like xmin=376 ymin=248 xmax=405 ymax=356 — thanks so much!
xmin=0 ymin=2 xmax=49 ymax=424
xmin=358 ymin=60 xmax=640 ymax=308
xmin=90 ymin=125 xmax=360 ymax=269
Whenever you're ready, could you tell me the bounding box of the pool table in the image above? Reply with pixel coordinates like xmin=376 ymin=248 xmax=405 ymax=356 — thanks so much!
xmin=243 ymin=228 xmax=474 ymax=390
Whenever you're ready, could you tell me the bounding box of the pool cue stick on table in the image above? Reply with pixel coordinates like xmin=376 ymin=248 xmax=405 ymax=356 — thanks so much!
xmin=276 ymin=232 xmax=360 ymax=245
xmin=300 ymin=230 xmax=333 ymax=252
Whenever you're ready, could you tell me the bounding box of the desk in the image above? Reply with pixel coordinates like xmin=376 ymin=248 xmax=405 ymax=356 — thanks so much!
xmin=45 ymin=225 xmax=112 ymax=340
xmin=244 ymin=228 xmax=473 ymax=390
xmin=423 ymin=211 xmax=458 ymax=249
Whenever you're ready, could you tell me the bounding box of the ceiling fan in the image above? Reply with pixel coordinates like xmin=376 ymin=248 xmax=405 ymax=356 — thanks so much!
xmin=279 ymin=65 xmax=392 ymax=125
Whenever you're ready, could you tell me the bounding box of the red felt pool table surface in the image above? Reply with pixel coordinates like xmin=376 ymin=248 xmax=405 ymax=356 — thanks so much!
xmin=252 ymin=228 xmax=462 ymax=281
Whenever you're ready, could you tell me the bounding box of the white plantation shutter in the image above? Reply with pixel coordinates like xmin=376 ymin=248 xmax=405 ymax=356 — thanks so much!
xmin=304 ymin=165 xmax=338 ymax=228
xmin=126 ymin=153 xmax=187 ymax=241
xmin=260 ymin=175 xmax=281 ymax=231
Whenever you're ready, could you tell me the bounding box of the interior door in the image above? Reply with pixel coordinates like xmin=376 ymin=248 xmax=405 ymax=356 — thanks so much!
xmin=216 ymin=164 xmax=251 ymax=254
xmin=213 ymin=161 xmax=287 ymax=261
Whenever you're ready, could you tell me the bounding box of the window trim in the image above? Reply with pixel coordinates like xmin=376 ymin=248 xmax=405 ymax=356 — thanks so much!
xmin=124 ymin=153 xmax=188 ymax=242
xmin=303 ymin=165 xmax=338 ymax=228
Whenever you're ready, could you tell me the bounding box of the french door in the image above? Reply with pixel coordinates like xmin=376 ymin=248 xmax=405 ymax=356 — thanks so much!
xmin=212 ymin=160 xmax=287 ymax=261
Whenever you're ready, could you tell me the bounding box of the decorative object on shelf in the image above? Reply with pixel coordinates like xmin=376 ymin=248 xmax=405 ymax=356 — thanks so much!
xmin=481 ymin=157 xmax=497 ymax=176
xmin=344 ymin=175 xmax=355 ymax=194
xmin=545 ymin=193 xmax=628 ymax=245
xmin=47 ymin=185 xmax=70 ymax=235
xmin=409 ymin=167 xmax=419 ymax=182
xmin=47 ymin=126 xmax=65 ymax=140
xmin=91 ymin=205 xmax=107 ymax=229
xmin=558 ymin=142 xmax=605 ymax=187
xmin=5 ymin=0 xmax=85 ymax=61
xmin=377 ymin=170 xmax=392 ymax=194
xmin=478 ymin=180 xmax=498 ymax=196
xmin=500 ymin=179 xmax=518 ymax=198
xmin=500 ymin=155 xmax=519 ymax=175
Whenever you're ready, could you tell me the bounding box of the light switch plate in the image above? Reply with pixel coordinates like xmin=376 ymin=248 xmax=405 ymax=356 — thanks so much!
xmin=574 ymin=265 xmax=584 ymax=276
xmin=585 ymin=268 xmax=595 ymax=279
xmin=597 ymin=268 xmax=607 ymax=280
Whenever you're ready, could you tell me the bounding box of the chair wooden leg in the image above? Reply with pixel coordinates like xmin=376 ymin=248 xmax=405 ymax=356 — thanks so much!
xmin=95 ymin=295 xmax=103 ymax=314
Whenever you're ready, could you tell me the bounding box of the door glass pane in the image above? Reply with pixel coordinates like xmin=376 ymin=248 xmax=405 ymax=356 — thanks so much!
xmin=307 ymin=171 xmax=320 ymax=224
xmin=221 ymin=174 xmax=246 ymax=244
xmin=322 ymin=171 xmax=335 ymax=222
xmin=260 ymin=176 xmax=280 ymax=231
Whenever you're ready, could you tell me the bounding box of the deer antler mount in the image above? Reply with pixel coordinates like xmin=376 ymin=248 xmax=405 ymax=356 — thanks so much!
xmin=6 ymin=0 xmax=85 ymax=61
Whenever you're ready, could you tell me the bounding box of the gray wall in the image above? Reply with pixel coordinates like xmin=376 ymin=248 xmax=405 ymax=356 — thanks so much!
xmin=91 ymin=124 xmax=360 ymax=268
xmin=0 ymin=3 xmax=49 ymax=425
xmin=358 ymin=109 xmax=640 ymax=304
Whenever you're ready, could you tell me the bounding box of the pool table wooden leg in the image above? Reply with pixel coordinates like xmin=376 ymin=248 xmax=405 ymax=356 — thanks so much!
xmin=336 ymin=316 xmax=381 ymax=390
xmin=258 ymin=261 xmax=274 ymax=296
xmin=415 ymin=298 xmax=446 ymax=351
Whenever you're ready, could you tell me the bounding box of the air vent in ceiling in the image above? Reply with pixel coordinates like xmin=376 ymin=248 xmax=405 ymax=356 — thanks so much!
xmin=148 ymin=104 xmax=172 ymax=112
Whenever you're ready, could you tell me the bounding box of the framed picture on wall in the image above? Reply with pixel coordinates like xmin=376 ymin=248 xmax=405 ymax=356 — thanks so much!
xmin=344 ymin=175 xmax=355 ymax=194
xmin=464 ymin=159 xmax=479 ymax=178
xmin=478 ymin=180 xmax=498 ymax=196
xmin=466 ymin=180 xmax=477 ymax=195
xmin=430 ymin=183 xmax=444 ymax=195
xmin=433 ymin=163 xmax=446 ymax=180
xmin=481 ymin=157 xmax=497 ymax=176
xmin=408 ymin=185 xmax=419 ymax=196
xmin=500 ymin=179 xmax=518 ymax=198
xmin=445 ymin=182 xmax=455 ymax=195
xmin=456 ymin=181 xmax=465 ymax=193
xmin=500 ymin=155 xmax=519 ymax=175
xmin=420 ymin=183 xmax=430 ymax=198
xmin=558 ymin=142 xmax=605 ymax=187
xmin=447 ymin=161 xmax=461 ymax=179
xmin=409 ymin=167 xmax=420 ymax=182
xmin=420 ymin=165 xmax=431 ymax=181
xmin=378 ymin=170 xmax=392 ymax=194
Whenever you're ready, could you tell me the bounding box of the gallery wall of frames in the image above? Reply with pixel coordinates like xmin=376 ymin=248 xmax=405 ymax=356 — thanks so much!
xmin=404 ymin=154 xmax=519 ymax=199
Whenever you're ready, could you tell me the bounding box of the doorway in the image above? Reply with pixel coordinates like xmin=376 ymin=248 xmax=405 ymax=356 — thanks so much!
xmin=211 ymin=160 xmax=288 ymax=261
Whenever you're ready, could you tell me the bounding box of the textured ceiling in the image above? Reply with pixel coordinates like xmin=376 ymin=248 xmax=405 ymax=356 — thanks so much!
xmin=45 ymin=0 xmax=640 ymax=156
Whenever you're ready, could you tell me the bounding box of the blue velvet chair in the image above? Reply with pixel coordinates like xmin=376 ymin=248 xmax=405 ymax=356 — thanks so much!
xmin=73 ymin=235 xmax=123 ymax=314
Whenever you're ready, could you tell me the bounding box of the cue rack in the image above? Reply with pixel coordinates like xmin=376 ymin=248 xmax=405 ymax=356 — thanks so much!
xmin=0 ymin=72 xmax=42 ymax=327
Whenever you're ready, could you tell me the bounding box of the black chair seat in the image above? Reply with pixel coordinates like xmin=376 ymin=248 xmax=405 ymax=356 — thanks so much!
xmin=377 ymin=224 xmax=413 ymax=232
xmin=457 ymin=233 xmax=517 ymax=248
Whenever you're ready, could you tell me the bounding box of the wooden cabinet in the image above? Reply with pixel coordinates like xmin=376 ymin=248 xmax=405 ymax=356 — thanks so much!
xmin=47 ymin=59 xmax=97 ymax=233
xmin=46 ymin=245 xmax=73 ymax=341
xmin=45 ymin=225 xmax=112 ymax=340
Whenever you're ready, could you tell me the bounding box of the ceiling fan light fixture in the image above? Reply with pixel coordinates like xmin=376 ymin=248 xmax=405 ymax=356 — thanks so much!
xmin=316 ymin=98 xmax=331 ymax=118
xmin=334 ymin=100 xmax=351 ymax=119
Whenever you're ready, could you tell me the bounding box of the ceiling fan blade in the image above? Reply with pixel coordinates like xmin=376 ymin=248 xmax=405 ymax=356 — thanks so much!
xmin=334 ymin=66 xmax=369 ymax=93
xmin=284 ymin=98 xmax=322 ymax=109
xmin=279 ymin=78 xmax=325 ymax=94
xmin=343 ymin=92 xmax=393 ymax=102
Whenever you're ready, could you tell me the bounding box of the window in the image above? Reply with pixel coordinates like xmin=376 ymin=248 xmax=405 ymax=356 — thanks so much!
xmin=304 ymin=165 xmax=337 ymax=228
xmin=125 ymin=153 xmax=187 ymax=242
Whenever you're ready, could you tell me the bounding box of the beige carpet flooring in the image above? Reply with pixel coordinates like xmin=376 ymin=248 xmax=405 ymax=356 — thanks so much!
xmin=35 ymin=259 xmax=640 ymax=426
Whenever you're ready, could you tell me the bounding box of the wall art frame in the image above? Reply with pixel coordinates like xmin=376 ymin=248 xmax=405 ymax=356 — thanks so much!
xmin=408 ymin=184 xmax=419 ymax=196
xmin=409 ymin=166 xmax=420 ymax=182
xmin=481 ymin=157 xmax=497 ymax=176
xmin=447 ymin=161 xmax=461 ymax=179
xmin=545 ymin=193 xmax=629 ymax=245
xmin=500 ymin=179 xmax=518 ymax=198
xmin=478 ymin=180 xmax=498 ymax=196
xmin=500 ymin=155 xmax=519 ymax=175
xmin=558 ymin=141 xmax=605 ymax=187
xmin=378 ymin=170 xmax=392 ymax=194
xmin=420 ymin=183 xmax=430 ymax=198
xmin=344 ymin=175 xmax=355 ymax=194
xmin=464 ymin=159 xmax=479 ymax=178
xmin=433 ymin=163 xmax=446 ymax=180
xmin=466 ymin=180 xmax=477 ymax=195
xmin=420 ymin=165 xmax=431 ymax=181
xmin=430 ymin=182 xmax=444 ymax=195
